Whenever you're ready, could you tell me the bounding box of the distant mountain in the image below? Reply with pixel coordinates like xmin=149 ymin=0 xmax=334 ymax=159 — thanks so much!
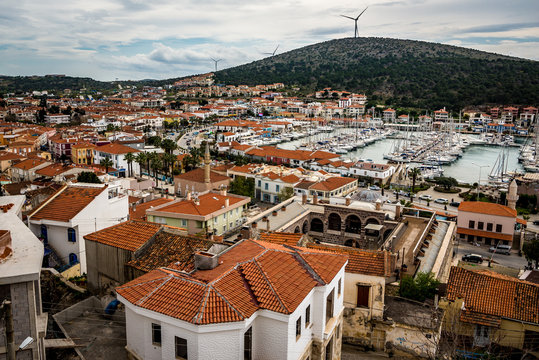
xmin=215 ymin=37 xmax=539 ymax=109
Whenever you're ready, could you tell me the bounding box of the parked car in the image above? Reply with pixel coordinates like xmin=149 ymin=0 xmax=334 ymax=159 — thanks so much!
xmin=462 ymin=254 xmax=483 ymax=264
xmin=369 ymin=185 xmax=381 ymax=191
xmin=419 ymin=194 xmax=432 ymax=201
xmin=434 ymin=198 xmax=449 ymax=204
xmin=533 ymin=220 xmax=539 ymax=226
xmin=489 ymin=244 xmax=512 ymax=255
xmin=449 ymin=201 xmax=460 ymax=207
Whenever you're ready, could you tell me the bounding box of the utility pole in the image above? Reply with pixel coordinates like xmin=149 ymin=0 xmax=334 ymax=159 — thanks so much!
xmin=2 ymin=300 xmax=16 ymax=360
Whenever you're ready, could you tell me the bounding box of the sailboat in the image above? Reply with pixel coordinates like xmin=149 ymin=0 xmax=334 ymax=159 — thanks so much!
xmin=488 ymin=146 xmax=510 ymax=185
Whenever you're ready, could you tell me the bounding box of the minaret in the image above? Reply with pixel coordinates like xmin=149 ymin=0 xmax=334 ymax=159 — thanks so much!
xmin=204 ymin=143 xmax=211 ymax=184
xmin=507 ymin=179 xmax=518 ymax=210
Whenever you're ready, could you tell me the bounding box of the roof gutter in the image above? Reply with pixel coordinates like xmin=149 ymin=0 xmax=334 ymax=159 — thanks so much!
xmin=26 ymin=184 xmax=68 ymax=226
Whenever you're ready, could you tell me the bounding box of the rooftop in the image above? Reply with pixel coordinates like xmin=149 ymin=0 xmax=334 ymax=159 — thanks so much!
xmin=149 ymin=192 xmax=248 ymax=218
xmin=84 ymin=220 xmax=162 ymax=251
xmin=174 ymin=167 xmax=230 ymax=184
xmin=129 ymin=197 xmax=174 ymax=221
xmin=458 ymin=201 xmax=517 ymax=218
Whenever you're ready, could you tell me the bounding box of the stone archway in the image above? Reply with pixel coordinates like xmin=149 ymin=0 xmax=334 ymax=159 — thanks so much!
xmin=345 ymin=215 xmax=361 ymax=234
xmin=344 ymin=239 xmax=359 ymax=248
xmin=328 ymin=213 xmax=342 ymax=231
xmin=310 ymin=218 xmax=324 ymax=233
xmin=302 ymin=220 xmax=308 ymax=234
xmin=365 ymin=217 xmax=381 ymax=226
xmin=294 ymin=226 xmax=301 ymax=233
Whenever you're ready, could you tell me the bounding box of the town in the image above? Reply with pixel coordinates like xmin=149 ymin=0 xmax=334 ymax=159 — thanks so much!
xmin=0 ymin=72 xmax=538 ymax=360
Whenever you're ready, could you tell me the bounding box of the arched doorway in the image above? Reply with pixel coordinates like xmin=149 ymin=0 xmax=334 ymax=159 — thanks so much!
xmin=294 ymin=226 xmax=300 ymax=233
xmin=344 ymin=239 xmax=359 ymax=248
xmin=365 ymin=217 xmax=381 ymax=226
xmin=328 ymin=213 xmax=342 ymax=231
xmin=310 ymin=218 xmax=324 ymax=232
xmin=345 ymin=215 xmax=361 ymax=234
xmin=302 ymin=221 xmax=308 ymax=234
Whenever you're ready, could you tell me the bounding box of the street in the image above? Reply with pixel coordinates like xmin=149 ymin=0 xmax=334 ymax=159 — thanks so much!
xmin=455 ymin=240 xmax=529 ymax=270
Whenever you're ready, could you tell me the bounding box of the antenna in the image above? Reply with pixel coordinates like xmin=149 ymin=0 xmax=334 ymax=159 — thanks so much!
xmin=341 ymin=6 xmax=368 ymax=38
xmin=263 ymin=45 xmax=280 ymax=57
xmin=210 ymin=58 xmax=222 ymax=72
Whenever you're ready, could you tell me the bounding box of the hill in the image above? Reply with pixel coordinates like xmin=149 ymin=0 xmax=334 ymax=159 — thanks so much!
xmin=214 ymin=37 xmax=539 ymax=109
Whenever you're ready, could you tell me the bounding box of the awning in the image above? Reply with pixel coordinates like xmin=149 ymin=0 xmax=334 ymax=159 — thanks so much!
xmin=364 ymin=224 xmax=383 ymax=231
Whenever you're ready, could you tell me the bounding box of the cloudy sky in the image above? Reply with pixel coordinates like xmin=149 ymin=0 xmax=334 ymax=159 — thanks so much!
xmin=1 ymin=0 xmax=538 ymax=81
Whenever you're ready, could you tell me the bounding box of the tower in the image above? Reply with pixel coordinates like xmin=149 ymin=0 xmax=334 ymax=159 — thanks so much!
xmin=204 ymin=143 xmax=211 ymax=184
xmin=507 ymin=179 xmax=518 ymax=210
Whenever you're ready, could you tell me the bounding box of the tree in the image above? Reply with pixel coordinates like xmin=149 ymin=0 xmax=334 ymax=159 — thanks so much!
xmin=147 ymin=136 xmax=162 ymax=147
xmin=523 ymin=238 xmax=539 ymax=269
xmin=161 ymin=139 xmax=177 ymax=154
xmin=435 ymin=176 xmax=458 ymax=190
xmin=229 ymin=176 xmax=255 ymax=198
xmin=99 ymin=157 xmax=113 ymax=174
xmin=150 ymin=153 xmax=163 ymax=187
xmin=278 ymin=187 xmax=294 ymax=202
xmin=135 ymin=152 xmax=148 ymax=175
xmin=399 ymin=272 xmax=440 ymax=302
xmin=77 ymin=171 xmax=101 ymax=184
xmin=161 ymin=153 xmax=176 ymax=184
xmin=408 ymin=167 xmax=421 ymax=193
xmin=124 ymin=152 xmax=135 ymax=177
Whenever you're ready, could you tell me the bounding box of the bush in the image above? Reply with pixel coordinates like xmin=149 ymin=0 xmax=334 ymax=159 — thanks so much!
xmin=399 ymin=272 xmax=440 ymax=302
xmin=433 ymin=186 xmax=461 ymax=194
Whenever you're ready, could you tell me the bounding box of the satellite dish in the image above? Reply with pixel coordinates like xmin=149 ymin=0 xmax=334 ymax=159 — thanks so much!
xmin=19 ymin=337 xmax=34 ymax=350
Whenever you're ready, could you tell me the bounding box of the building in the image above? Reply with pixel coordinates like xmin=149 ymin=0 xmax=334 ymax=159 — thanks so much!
xmin=456 ymin=201 xmax=520 ymax=246
xmin=116 ymin=239 xmax=347 ymax=360
xmin=84 ymin=220 xmax=214 ymax=292
xmin=441 ymin=266 xmax=539 ymax=356
xmin=93 ymin=142 xmax=141 ymax=176
xmin=173 ymin=145 xmax=231 ymax=195
xmin=307 ymin=177 xmax=358 ymax=200
xmin=255 ymin=172 xmax=300 ymax=203
xmin=9 ymin=158 xmax=51 ymax=182
xmin=146 ymin=190 xmax=250 ymax=236
xmin=0 ymin=196 xmax=46 ymax=360
xmin=71 ymin=142 xmax=96 ymax=165
xmin=383 ymin=109 xmax=396 ymax=123
xmin=27 ymin=183 xmax=129 ymax=274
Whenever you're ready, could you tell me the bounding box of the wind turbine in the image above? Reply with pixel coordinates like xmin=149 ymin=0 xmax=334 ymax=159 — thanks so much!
xmin=341 ymin=7 xmax=368 ymax=38
xmin=263 ymin=45 xmax=280 ymax=57
xmin=210 ymin=58 xmax=222 ymax=72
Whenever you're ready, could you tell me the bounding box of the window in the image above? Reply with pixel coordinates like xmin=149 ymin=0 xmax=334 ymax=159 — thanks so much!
xmin=496 ymin=224 xmax=502 ymax=232
xmin=276 ymin=184 xmax=280 ymax=192
xmin=326 ymin=289 xmax=334 ymax=323
xmin=469 ymin=220 xmax=475 ymax=229
xmin=175 ymin=336 xmax=188 ymax=359
xmin=325 ymin=337 xmax=333 ymax=360
xmin=474 ymin=325 xmax=491 ymax=347
xmin=477 ymin=222 xmax=484 ymax=230
xmin=257 ymin=180 xmax=261 ymax=187
xmin=296 ymin=317 xmax=302 ymax=339
xmin=264 ymin=183 xmax=268 ymax=190
xmin=356 ymin=285 xmax=370 ymax=308
xmin=151 ymin=323 xmax=161 ymax=345
xmin=67 ymin=228 xmax=76 ymax=242
xmin=40 ymin=225 xmax=48 ymax=243
xmin=338 ymin=278 xmax=342 ymax=296
xmin=244 ymin=327 xmax=252 ymax=360
xmin=487 ymin=223 xmax=493 ymax=231
xmin=181 ymin=219 xmax=187 ymax=227
xmin=68 ymin=253 xmax=78 ymax=265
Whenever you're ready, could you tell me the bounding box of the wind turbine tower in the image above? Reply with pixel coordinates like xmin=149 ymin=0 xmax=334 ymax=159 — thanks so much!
xmin=341 ymin=7 xmax=368 ymax=38
xmin=263 ymin=45 xmax=280 ymax=57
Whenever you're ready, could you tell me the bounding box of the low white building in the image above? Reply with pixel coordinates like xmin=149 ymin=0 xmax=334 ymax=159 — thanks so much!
xmin=27 ymin=183 xmax=129 ymax=274
xmin=93 ymin=142 xmax=141 ymax=176
xmin=117 ymin=239 xmax=347 ymax=360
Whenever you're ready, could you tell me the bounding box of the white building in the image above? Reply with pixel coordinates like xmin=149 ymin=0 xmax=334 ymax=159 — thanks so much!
xmin=255 ymin=172 xmax=301 ymax=203
xmin=93 ymin=142 xmax=141 ymax=176
xmin=117 ymin=239 xmax=347 ymax=360
xmin=45 ymin=114 xmax=71 ymax=125
xmin=27 ymin=183 xmax=129 ymax=274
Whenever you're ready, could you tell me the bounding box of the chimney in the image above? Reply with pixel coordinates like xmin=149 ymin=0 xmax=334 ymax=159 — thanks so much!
xmin=0 ymin=230 xmax=12 ymax=261
xmin=219 ymin=186 xmax=227 ymax=196
xmin=302 ymin=194 xmax=307 ymax=205
xmin=313 ymin=193 xmax=318 ymax=205
xmin=240 ymin=226 xmax=250 ymax=240
xmin=272 ymin=210 xmax=278 ymax=216
xmin=375 ymin=199 xmax=382 ymax=211
xmin=186 ymin=191 xmax=192 ymax=200
xmin=224 ymin=198 xmax=229 ymax=208
xmin=345 ymin=197 xmax=351 ymax=206
xmin=194 ymin=251 xmax=219 ymax=270
xmin=395 ymin=204 xmax=401 ymax=218
xmin=281 ymin=205 xmax=286 ymax=212
xmin=251 ymin=222 xmax=257 ymax=229
xmin=194 ymin=197 xmax=200 ymax=206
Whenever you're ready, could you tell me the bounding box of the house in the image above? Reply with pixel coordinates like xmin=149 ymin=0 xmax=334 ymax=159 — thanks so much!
xmin=456 ymin=201 xmax=519 ymax=246
xmin=116 ymin=239 xmax=347 ymax=360
xmin=383 ymin=109 xmax=396 ymax=123
xmin=10 ymin=158 xmax=51 ymax=182
xmin=27 ymin=183 xmax=129 ymax=274
xmin=440 ymin=266 xmax=539 ymax=356
xmin=93 ymin=142 xmax=141 ymax=176
xmin=0 ymin=197 xmax=46 ymax=360
xmin=84 ymin=220 xmax=214 ymax=292
xmin=146 ymin=190 xmax=250 ymax=236
xmin=129 ymin=197 xmax=174 ymax=221
xmin=0 ymin=151 xmax=25 ymax=172
xmin=71 ymin=142 xmax=96 ymax=165
xmin=255 ymin=172 xmax=301 ymax=203
xmin=308 ymin=177 xmax=358 ymax=200
xmin=349 ymin=162 xmax=396 ymax=184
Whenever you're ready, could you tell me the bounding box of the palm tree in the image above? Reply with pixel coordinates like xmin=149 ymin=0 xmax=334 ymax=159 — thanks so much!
xmin=100 ymin=156 xmax=113 ymax=174
xmin=408 ymin=167 xmax=421 ymax=194
xmin=161 ymin=139 xmax=177 ymax=154
xmin=135 ymin=152 xmax=147 ymax=176
xmin=124 ymin=152 xmax=135 ymax=177
xmin=150 ymin=154 xmax=163 ymax=187
xmin=162 ymin=153 xmax=176 ymax=184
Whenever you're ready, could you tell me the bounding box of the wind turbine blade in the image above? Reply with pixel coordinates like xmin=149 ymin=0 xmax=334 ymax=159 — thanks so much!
xmin=340 ymin=15 xmax=355 ymax=20
xmin=357 ymin=6 xmax=368 ymax=19
xmin=273 ymin=45 xmax=279 ymax=55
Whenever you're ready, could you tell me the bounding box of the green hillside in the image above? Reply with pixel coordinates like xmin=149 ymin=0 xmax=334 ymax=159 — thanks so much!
xmin=214 ymin=37 xmax=539 ymax=109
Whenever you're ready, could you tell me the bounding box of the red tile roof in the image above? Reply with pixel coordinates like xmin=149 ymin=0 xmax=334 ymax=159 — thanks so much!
xmin=309 ymin=176 xmax=357 ymax=192
xmin=150 ymin=192 xmax=247 ymax=217
xmin=458 ymin=201 xmax=517 ymax=218
xmin=30 ymin=185 xmax=107 ymax=222
xmin=117 ymin=240 xmax=347 ymax=324
xmin=446 ymin=266 xmax=539 ymax=325
xmin=174 ymin=168 xmax=230 ymax=183
xmin=84 ymin=220 xmax=162 ymax=251
xmin=11 ymin=158 xmax=48 ymax=170
xmin=94 ymin=142 xmax=140 ymax=155
xmin=130 ymin=198 xmax=174 ymax=221
xmin=259 ymin=232 xmax=303 ymax=245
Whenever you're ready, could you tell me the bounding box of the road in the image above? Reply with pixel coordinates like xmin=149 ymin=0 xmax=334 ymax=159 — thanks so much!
xmin=177 ymin=127 xmax=210 ymax=150
xmin=455 ymin=240 xmax=529 ymax=270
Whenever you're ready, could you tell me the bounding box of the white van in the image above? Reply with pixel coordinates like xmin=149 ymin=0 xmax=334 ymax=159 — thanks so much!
xmin=489 ymin=244 xmax=511 ymax=255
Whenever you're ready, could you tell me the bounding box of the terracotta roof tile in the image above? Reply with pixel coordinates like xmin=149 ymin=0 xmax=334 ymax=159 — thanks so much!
xmin=458 ymin=201 xmax=517 ymax=218
xmin=150 ymin=192 xmax=247 ymax=217
xmin=130 ymin=198 xmax=174 ymax=221
xmin=94 ymin=142 xmax=140 ymax=155
xmin=446 ymin=266 xmax=539 ymax=325
xmin=83 ymin=220 xmax=162 ymax=251
xmin=259 ymin=232 xmax=303 ymax=246
xmin=174 ymin=168 xmax=230 ymax=183
xmin=309 ymin=176 xmax=357 ymax=192
xmin=30 ymin=185 xmax=107 ymax=222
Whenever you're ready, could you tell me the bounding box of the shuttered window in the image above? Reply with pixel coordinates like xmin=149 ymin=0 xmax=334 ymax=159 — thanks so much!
xmin=356 ymin=285 xmax=370 ymax=308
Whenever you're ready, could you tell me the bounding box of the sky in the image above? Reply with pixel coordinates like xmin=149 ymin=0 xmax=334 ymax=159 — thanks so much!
xmin=1 ymin=0 xmax=538 ymax=81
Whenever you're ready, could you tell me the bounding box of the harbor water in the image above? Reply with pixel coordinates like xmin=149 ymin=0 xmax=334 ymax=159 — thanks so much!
xmin=278 ymin=129 xmax=524 ymax=185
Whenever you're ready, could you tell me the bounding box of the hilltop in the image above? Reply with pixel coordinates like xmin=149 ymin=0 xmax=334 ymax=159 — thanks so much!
xmin=215 ymin=37 xmax=539 ymax=109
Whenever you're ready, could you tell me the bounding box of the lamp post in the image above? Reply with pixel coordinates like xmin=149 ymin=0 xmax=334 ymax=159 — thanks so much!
xmin=471 ymin=162 xmax=489 ymax=199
